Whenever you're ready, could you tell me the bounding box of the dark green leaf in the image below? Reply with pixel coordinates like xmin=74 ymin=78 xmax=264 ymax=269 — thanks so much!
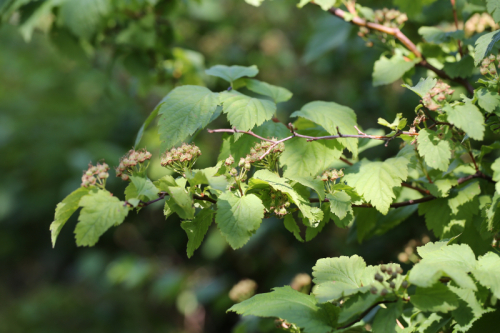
xmin=181 ymin=208 xmax=214 ymax=258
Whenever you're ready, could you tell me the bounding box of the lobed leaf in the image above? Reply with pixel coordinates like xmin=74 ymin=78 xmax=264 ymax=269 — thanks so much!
xmin=411 ymin=283 xmax=459 ymax=313
xmin=205 ymin=65 xmax=258 ymax=84
xmin=444 ymin=103 xmax=485 ymax=141
xmin=372 ymin=53 xmax=418 ymax=87
xmin=474 ymin=30 xmax=500 ymax=66
xmin=181 ymin=208 xmax=215 ymax=258
xmin=417 ymin=129 xmax=451 ymax=171
xmin=243 ymin=78 xmax=292 ymax=103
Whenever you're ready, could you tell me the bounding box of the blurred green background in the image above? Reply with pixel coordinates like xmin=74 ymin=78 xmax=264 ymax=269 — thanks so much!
xmin=0 ymin=0 xmax=471 ymax=332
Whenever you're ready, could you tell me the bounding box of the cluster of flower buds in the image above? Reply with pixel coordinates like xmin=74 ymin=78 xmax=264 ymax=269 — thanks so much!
xmin=358 ymin=8 xmax=407 ymax=43
xmin=422 ymin=80 xmax=454 ymax=111
xmin=398 ymin=235 xmax=430 ymax=263
xmin=160 ymin=143 xmax=201 ymax=174
xmin=370 ymin=264 xmax=406 ymax=295
xmin=465 ymin=13 xmax=498 ymax=37
xmin=480 ymin=54 xmax=500 ymax=77
xmin=116 ymin=149 xmax=152 ymax=181
xmin=229 ymin=279 xmax=257 ymax=303
xmin=320 ymin=169 xmax=344 ymax=182
xmin=81 ymin=162 xmax=110 ymax=188
xmin=237 ymin=139 xmax=285 ymax=172
xmin=270 ymin=190 xmax=291 ymax=217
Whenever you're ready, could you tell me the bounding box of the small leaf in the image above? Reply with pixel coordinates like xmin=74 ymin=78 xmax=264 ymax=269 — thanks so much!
xmin=474 ymin=30 xmax=500 ymax=66
xmin=473 ymin=252 xmax=500 ymax=299
xmin=126 ymin=176 xmax=160 ymax=202
xmin=75 ymin=190 xmax=129 ymax=247
xmin=205 ymin=65 xmax=258 ymax=84
xmin=50 ymin=187 xmax=91 ymax=247
xmin=487 ymin=0 xmax=500 ymax=22
xmin=228 ymin=286 xmax=336 ymax=333
xmin=477 ymin=88 xmax=500 ymax=113
xmin=157 ymin=86 xmax=219 ymax=151
xmin=215 ymin=191 xmax=265 ymax=249
xmin=181 ymin=208 xmax=214 ymax=258
xmin=327 ymin=191 xmax=352 ymax=220
xmin=411 ymin=283 xmax=459 ymax=313
xmin=371 ymin=300 xmax=403 ymax=333
xmin=418 ymin=26 xmax=465 ymax=44
xmin=417 ymin=129 xmax=451 ymax=171
xmin=423 ymin=178 xmax=458 ymax=198
xmin=444 ymin=103 xmax=485 ymax=141
xmin=284 ymin=214 xmax=304 ymax=242
xmin=373 ymin=53 xmax=418 ymax=87
xmin=287 ymin=175 xmax=326 ymax=202
xmin=243 ymin=78 xmax=292 ymax=103
xmin=448 ymin=181 xmax=481 ymax=215
xmin=403 ymin=77 xmax=437 ymax=98
xmin=338 ymin=292 xmax=381 ymax=324
xmin=165 ymin=186 xmax=195 ymax=220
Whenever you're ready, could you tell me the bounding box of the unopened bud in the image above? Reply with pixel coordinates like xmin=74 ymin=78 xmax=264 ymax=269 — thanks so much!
xmin=375 ymin=273 xmax=384 ymax=282
xmin=121 ymin=174 xmax=129 ymax=181
xmin=370 ymin=286 xmax=378 ymax=294
xmin=380 ymin=288 xmax=388 ymax=296
xmin=401 ymin=281 xmax=409 ymax=289
xmin=389 ymin=281 xmax=396 ymax=289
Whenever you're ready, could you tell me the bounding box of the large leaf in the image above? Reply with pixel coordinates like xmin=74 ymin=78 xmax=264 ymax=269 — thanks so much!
xmin=243 ymin=79 xmax=292 ymax=103
xmin=417 ymin=129 xmax=451 ymax=171
xmin=371 ymin=300 xmax=403 ymax=333
xmin=409 ymin=243 xmax=477 ymax=290
xmin=50 ymin=187 xmax=91 ymax=247
xmin=411 ymin=283 xmax=459 ymax=313
xmin=157 ymin=85 xmax=219 ymax=151
xmin=487 ymin=0 xmax=500 ymax=22
xmin=450 ymin=285 xmax=495 ymax=332
xmin=338 ymin=292 xmax=381 ymax=324
xmin=181 ymin=208 xmax=214 ymax=258
xmin=372 ymin=53 xmax=418 ymax=86
xmin=472 ymin=252 xmax=500 ymax=299
xmin=474 ymin=30 xmax=500 ymax=66
xmin=344 ymin=157 xmax=409 ymax=214
xmin=443 ymin=55 xmax=474 ymax=79
xmin=291 ymin=101 xmax=359 ymax=156
xmin=75 ymin=190 xmax=129 ymax=247
xmin=59 ymin=0 xmax=111 ymax=39
xmin=228 ymin=286 xmax=337 ymax=333
xmin=219 ymin=91 xmax=276 ymax=133
xmin=205 ymin=65 xmax=258 ymax=84
xmin=444 ymin=103 xmax=484 ymax=141
xmin=215 ymin=191 xmax=265 ymax=249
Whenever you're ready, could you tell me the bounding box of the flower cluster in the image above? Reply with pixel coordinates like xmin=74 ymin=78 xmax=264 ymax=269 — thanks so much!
xmin=268 ymin=190 xmax=291 ymax=217
xmin=358 ymin=8 xmax=407 ymax=43
xmin=465 ymin=13 xmax=498 ymax=37
xmin=480 ymin=54 xmax=500 ymax=77
xmin=320 ymin=169 xmax=344 ymax=182
xmin=160 ymin=143 xmax=201 ymax=174
xmin=241 ymin=139 xmax=285 ymax=172
xmin=81 ymin=162 xmax=110 ymax=188
xmin=370 ymin=264 xmax=406 ymax=296
xmin=116 ymin=149 xmax=152 ymax=181
xmin=422 ymin=80 xmax=454 ymax=111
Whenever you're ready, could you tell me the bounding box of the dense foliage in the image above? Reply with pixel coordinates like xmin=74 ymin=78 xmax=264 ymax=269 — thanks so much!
xmin=3 ymin=0 xmax=500 ymax=332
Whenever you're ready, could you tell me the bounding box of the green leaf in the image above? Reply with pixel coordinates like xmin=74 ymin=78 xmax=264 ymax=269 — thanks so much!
xmin=126 ymin=176 xmax=160 ymax=202
xmin=393 ymin=0 xmax=438 ymax=17
xmin=59 ymin=0 xmax=111 ymax=39
xmin=75 ymin=190 xmax=129 ymax=247
xmin=50 ymin=187 xmax=91 ymax=247
xmin=215 ymin=191 xmax=264 ymax=249
xmin=338 ymin=292 xmax=381 ymax=324
xmin=492 ymin=158 xmax=500 ymax=193
xmin=472 ymin=252 xmax=500 ymax=299
xmin=450 ymin=285 xmax=495 ymax=332
xmin=344 ymin=157 xmax=409 ymax=214
xmin=284 ymin=214 xmax=304 ymax=242
xmin=443 ymin=55 xmax=474 ymax=79
xmin=135 ymin=106 xmax=159 ymax=148
xmin=243 ymin=79 xmax=292 ymax=103
xmin=181 ymin=208 xmax=214 ymax=258
xmin=245 ymin=0 xmax=265 ymax=6
xmin=418 ymin=27 xmax=464 ymax=44
xmin=288 ymin=175 xmax=326 ymax=202
xmin=373 ymin=53 xmax=418 ymax=87
xmin=411 ymin=283 xmax=459 ymax=313
xmin=306 ymin=204 xmax=332 ymax=241
xmin=487 ymin=0 xmax=500 ymax=22
xmin=402 ymin=77 xmax=437 ymax=98
xmin=165 ymin=186 xmax=195 ymax=220
xmin=291 ymin=101 xmax=359 ymax=156
xmin=205 ymin=65 xmax=258 ymax=84
xmin=423 ymin=178 xmax=458 ymax=198
xmin=280 ymin=128 xmax=343 ymax=177
xmin=157 ymin=86 xmax=219 ymax=151
xmin=372 ymin=300 xmax=403 ymax=333
xmin=477 ymin=88 xmax=500 ymax=113
xmin=448 ymin=181 xmax=481 ymax=215
xmin=219 ymin=91 xmax=276 ymax=134
xmin=409 ymin=243 xmax=477 ymax=290
xmin=228 ymin=286 xmax=336 ymax=333
xmin=378 ymin=113 xmax=406 ymax=130
xmin=186 ymin=164 xmax=229 ymax=192
xmin=327 ymin=192 xmax=352 ymax=220
xmin=444 ymin=103 xmax=485 ymax=141
xmin=298 ymin=0 xmax=340 ymax=11
xmin=474 ymin=30 xmax=500 ymax=66
xmin=312 ymin=255 xmax=369 ymax=303
xmin=417 ymin=129 xmax=451 ymax=171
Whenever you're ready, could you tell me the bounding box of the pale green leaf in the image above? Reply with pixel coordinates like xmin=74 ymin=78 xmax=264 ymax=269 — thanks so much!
xmin=157 ymin=86 xmax=219 ymax=151
xmin=59 ymin=0 xmax=111 ymax=39
xmin=373 ymin=54 xmax=418 ymax=87
xmin=181 ymin=208 xmax=214 ymax=258
xmin=287 ymin=175 xmax=326 ymax=202
xmin=402 ymin=77 xmax=437 ymax=98
xmin=215 ymin=191 xmax=264 ymax=249
xmin=444 ymin=103 xmax=485 ymax=141
xmin=50 ymin=187 xmax=91 ymax=247
xmin=306 ymin=204 xmax=331 ymax=241
xmin=291 ymin=101 xmax=359 ymax=156
xmin=372 ymin=300 xmax=403 ymax=333
xmin=186 ymin=164 xmax=228 ymax=192
xmin=474 ymin=30 xmax=500 ymax=66
xmin=205 ymin=65 xmax=258 ymax=84
xmin=75 ymin=190 xmax=129 ymax=247
xmin=344 ymin=157 xmax=409 ymax=214
xmin=298 ymin=0 xmax=340 ymax=11
xmin=126 ymin=176 xmax=159 ymax=202
xmin=228 ymin=286 xmax=336 ymax=333
xmin=448 ymin=181 xmax=481 ymax=215
xmin=417 ymin=129 xmax=451 ymax=171
xmin=243 ymin=79 xmax=292 ymax=103
xmin=219 ymin=91 xmax=276 ymax=133
xmin=450 ymin=285 xmax=495 ymax=332
xmin=245 ymin=0 xmax=265 ymax=6
xmin=477 ymin=88 xmax=500 ymax=113
xmin=411 ymin=283 xmax=459 ymax=313
xmin=487 ymin=0 xmax=500 ymax=22
xmin=492 ymin=158 xmax=500 ymax=193
xmin=473 ymin=252 xmax=500 ymax=299
xmin=327 ymin=191 xmax=352 ymax=220
xmin=409 ymin=243 xmax=477 ymax=290
xmin=284 ymin=214 xmax=304 ymax=242
xmin=312 ymin=255 xmax=368 ymax=303
xmin=423 ymin=178 xmax=458 ymax=198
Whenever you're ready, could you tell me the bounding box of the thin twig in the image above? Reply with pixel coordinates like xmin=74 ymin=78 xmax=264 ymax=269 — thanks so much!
xmin=207 ymin=128 xmax=275 ymax=142
xmin=401 ymin=183 xmax=430 ymax=196
xmin=125 ymin=191 xmax=217 ymax=207
xmin=340 ymin=157 xmax=354 ymax=166
xmin=325 ymin=6 xmax=474 ymax=95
